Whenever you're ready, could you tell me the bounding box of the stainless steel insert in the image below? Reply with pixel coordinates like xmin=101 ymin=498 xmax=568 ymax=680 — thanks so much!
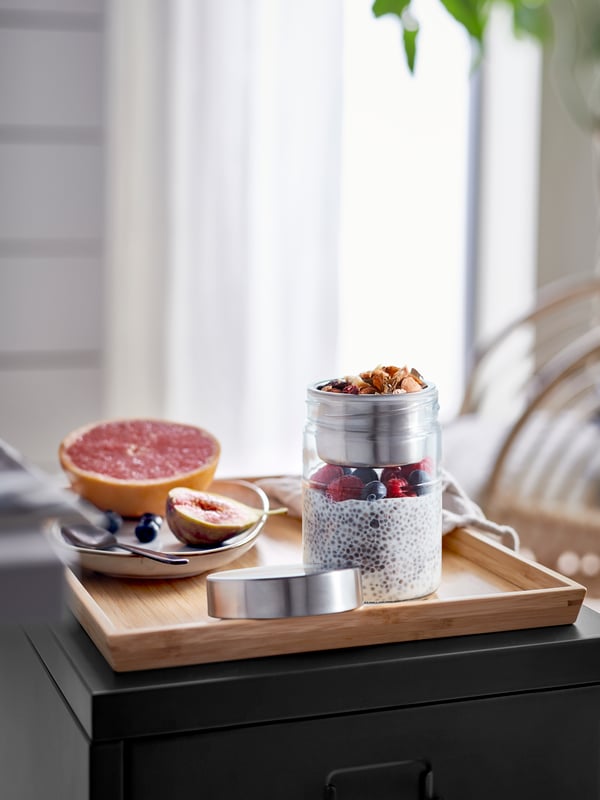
xmin=306 ymin=381 xmax=440 ymax=466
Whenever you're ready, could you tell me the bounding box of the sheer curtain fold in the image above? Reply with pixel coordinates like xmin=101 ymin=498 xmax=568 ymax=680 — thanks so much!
xmin=105 ymin=0 xmax=171 ymax=419
xmin=168 ymin=0 xmax=344 ymax=476
xmin=107 ymin=0 xmax=344 ymax=476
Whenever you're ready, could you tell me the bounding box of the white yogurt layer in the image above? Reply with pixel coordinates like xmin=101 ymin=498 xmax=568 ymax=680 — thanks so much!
xmin=302 ymin=486 xmax=442 ymax=602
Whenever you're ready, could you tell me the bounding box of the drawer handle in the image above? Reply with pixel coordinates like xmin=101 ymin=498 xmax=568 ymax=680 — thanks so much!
xmin=324 ymin=758 xmax=442 ymax=799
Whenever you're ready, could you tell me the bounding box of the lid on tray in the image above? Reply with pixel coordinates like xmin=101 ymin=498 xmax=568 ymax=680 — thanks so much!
xmin=206 ymin=564 xmax=362 ymax=619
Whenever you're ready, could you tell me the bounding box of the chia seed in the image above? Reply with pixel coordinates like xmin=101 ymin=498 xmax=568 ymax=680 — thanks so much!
xmin=302 ymin=486 xmax=442 ymax=602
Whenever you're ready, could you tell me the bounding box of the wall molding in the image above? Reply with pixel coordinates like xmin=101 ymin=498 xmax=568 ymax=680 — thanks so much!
xmin=0 ymin=9 xmax=102 ymax=32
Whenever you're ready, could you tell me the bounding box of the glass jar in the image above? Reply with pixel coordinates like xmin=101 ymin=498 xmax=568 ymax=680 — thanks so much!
xmin=302 ymin=380 xmax=442 ymax=603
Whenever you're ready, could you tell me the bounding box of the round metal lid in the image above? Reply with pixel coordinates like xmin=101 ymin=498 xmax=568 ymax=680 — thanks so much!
xmin=206 ymin=564 xmax=362 ymax=619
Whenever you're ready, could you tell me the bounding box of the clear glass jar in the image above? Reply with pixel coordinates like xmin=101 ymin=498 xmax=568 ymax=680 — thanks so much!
xmin=302 ymin=380 xmax=442 ymax=603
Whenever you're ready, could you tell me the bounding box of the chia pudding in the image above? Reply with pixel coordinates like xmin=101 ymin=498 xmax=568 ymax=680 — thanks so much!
xmin=303 ymin=484 xmax=442 ymax=603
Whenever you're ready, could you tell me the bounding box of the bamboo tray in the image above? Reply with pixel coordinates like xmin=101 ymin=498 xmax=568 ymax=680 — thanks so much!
xmin=64 ymin=512 xmax=586 ymax=672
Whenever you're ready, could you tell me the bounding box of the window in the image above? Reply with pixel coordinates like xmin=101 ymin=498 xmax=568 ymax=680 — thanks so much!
xmin=339 ymin=0 xmax=472 ymax=421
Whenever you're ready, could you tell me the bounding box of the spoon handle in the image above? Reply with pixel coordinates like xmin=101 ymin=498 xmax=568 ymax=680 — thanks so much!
xmin=115 ymin=543 xmax=189 ymax=565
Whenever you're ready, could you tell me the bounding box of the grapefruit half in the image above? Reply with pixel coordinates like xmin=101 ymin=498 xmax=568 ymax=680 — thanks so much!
xmin=59 ymin=419 xmax=221 ymax=517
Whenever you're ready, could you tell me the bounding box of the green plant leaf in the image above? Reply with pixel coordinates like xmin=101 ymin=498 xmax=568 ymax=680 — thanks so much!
xmin=512 ymin=1 xmax=553 ymax=43
xmin=372 ymin=0 xmax=412 ymax=20
xmin=373 ymin=0 xmax=553 ymax=75
xmin=438 ymin=0 xmax=486 ymax=42
xmin=372 ymin=0 xmax=420 ymax=72
xmin=403 ymin=18 xmax=419 ymax=72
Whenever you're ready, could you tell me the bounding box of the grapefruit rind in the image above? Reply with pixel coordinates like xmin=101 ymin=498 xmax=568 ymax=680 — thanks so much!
xmin=58 ymin=419 xmax=220 ymax=518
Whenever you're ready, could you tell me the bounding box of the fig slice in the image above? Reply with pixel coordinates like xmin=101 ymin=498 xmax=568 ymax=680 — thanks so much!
xmin=166 ymin=487 xmax=287 ymax=545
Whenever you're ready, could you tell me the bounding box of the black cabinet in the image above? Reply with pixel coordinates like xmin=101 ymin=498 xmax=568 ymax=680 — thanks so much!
xmin=125 ymin=688 xmax=597 ymax=799
xmin=2 ymin=607 xmax=600 ymax=799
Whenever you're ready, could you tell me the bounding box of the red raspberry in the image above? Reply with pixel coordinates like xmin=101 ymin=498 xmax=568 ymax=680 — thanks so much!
xmin=309 ymin=464 xmax=344 ymax=490
xmin=326 ymin=475 xmax=364 ymax=502
xmin=386 ymin=477 xmax=414 ymax=498
xmin=381 ymin=466 xmax=403 ymax=485
xmin=418 ymin=457 xmax=434 ymax=474
xmin=400 ymin=457 xmax=434 ymax=479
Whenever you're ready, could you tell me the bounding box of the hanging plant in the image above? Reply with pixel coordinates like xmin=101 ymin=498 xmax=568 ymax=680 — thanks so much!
xmin=372 ymin=0 xmax=553 ymax=73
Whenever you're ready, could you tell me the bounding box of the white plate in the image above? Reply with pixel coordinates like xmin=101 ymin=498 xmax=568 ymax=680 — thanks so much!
xmin=48 ymin=479 xmax=269 ymax=579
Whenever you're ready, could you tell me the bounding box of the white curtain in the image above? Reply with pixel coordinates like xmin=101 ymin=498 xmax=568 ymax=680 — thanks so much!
xmin=105 ymin=0 xmax=171 ymax=420
xmin=106 ymin=0 xmax=344 ymax=477
xmin=106 ymin=0 xmax=509 ymax=477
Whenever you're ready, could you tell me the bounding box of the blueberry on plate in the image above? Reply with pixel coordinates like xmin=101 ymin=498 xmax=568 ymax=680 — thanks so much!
xmin=102 ymin=510 xmax=123 ymax=533
xmin=134 ymin=513 xmax=162 ymax=543
xmin=139 ymin=512 xmax=163 ymax=527
xmin=134 ymin=522 xmax=159 ymax=543
xmin=362 ymin=480 xmax=387 ymax=501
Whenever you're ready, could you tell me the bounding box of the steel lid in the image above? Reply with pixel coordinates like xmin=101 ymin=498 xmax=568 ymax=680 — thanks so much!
xmin=206 ymin=564 xmax=363 ymax=619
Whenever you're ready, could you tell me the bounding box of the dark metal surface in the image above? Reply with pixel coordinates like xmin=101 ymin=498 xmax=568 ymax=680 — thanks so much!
xmin=23 ymin=606 xmax=600 ymax=741
xmin=4 ymin=606 xmax=600 ymax=799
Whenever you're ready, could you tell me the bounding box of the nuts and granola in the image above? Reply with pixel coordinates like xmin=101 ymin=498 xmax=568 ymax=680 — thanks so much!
xmin=318 ymin=364 xmax=426 ymax=395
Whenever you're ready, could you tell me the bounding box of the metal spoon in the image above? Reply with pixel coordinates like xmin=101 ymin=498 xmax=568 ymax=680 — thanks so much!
xmin=60 ymin=524 xmax=189 ymax=565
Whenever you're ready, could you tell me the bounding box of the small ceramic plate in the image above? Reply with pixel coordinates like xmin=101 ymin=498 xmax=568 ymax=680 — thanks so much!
xmin=48 ymin=479 xmax=269 ymax=580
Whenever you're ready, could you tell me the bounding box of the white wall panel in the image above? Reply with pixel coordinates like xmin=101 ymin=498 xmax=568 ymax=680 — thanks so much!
xmin=0 ymin=1 xmax=102 ymax=14
xmin=0 ymin=1 xmax=106 ymax=472
xmin=0 ymin=29 xmax=103 ymax=128
xmin=0 ymin=257 xmax=102 ymax=352
xmin=0 ymin=142 xmax=103 ymax=240
xmin=0 ymin=367 xmax=103 ymax=474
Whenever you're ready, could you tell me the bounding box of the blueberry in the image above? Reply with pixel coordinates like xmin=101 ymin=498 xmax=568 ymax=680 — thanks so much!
xmin=134 ymin=521 xmax=159 ymax=543
xmin=139 ymin=512 xmax=163 ymax=527
xmin=353 ymin=467 xmax=378 ymax=485
xmin=102 ymin=510 xmax=123 ymax=533
xmin=408 ymin=469 xmax=432 ymax=495
xmin=361 ymin=480 xmax=387 ymax=501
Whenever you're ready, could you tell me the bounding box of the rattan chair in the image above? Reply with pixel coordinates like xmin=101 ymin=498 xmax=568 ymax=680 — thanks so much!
xmin=444 ymin=273 xmax=600 ymax=595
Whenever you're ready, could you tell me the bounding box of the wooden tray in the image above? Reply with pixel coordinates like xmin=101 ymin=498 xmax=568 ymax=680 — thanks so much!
xmin=64 ymin=512 xmax=586 ymax=672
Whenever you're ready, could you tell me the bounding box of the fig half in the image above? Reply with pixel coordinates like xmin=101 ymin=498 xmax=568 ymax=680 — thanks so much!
xmin=166 ymin=487 xmax=286 ymax=545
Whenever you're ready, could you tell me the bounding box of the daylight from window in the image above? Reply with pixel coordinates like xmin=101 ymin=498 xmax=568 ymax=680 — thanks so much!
xmin=339 ymin=0 xmax=472 ymax=421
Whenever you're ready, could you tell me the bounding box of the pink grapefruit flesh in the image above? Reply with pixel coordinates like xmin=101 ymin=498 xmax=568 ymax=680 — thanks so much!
xmin=59 ymin=419 xmax=220 ymax=517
